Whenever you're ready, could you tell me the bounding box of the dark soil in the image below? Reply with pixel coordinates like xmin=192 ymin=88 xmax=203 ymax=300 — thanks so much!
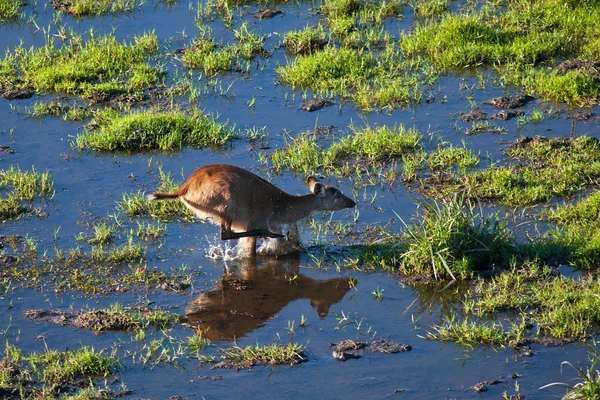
xmin=451 ymin=110 xmax=488 ymax=122
xmin=485 ymin=94 xmax=534 ymax=109
xmin=24 ymin=309 xmax=139 ymax=334
xmin=1 ymin=87 xmax=34 ymax=100
xmin=568 ymin=111 xmax=594 ymax=121
xmin=490 ymin=110 xmax=524 ymax=121
xmin=283 ymin=37 xmax=327 ymax=55
xmin=300 ymin=98 xmax=333 ymax=112
xmin=330 ymin=339 xmax=411 ymax=361
xmin=557 ymin=59 xmax=600 ymax=78
xmin=255 ymin=8 xmax=283 ymax=19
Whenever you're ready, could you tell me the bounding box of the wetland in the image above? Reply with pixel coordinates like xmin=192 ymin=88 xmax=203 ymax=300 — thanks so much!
xmin=2 ymin=0 xmax=600 ymax=398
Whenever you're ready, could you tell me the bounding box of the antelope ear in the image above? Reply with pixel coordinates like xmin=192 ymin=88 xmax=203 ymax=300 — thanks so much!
xmin=307 ymin=176 xmax=325 ymax=197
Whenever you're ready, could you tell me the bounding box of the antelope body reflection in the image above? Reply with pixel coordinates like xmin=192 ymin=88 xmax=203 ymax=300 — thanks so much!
xmin=186 ymin=256 xmax=353 ymax=341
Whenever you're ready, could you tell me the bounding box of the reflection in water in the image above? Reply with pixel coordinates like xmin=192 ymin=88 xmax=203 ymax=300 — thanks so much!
xmin=185 ymin=255 xmax=353 ymax=341
xmin=405 ymin=279 xmax=472 ymax=320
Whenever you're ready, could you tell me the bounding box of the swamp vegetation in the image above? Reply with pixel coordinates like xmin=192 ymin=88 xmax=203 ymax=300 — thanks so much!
xmin=1 ymin=0 xmax=600 ymax=398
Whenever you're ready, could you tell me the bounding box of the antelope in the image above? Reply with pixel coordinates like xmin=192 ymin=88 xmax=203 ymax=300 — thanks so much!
xmin=147 ymin=164 xmax=356 ymax=256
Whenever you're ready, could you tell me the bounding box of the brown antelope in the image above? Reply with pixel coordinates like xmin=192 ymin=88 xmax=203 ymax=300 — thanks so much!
xmin=147 ymin=164 xmax=356 ymax=256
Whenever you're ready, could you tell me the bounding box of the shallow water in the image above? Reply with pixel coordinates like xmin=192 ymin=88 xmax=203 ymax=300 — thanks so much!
xmin=1 ymin=0 xmax=600 ymax=399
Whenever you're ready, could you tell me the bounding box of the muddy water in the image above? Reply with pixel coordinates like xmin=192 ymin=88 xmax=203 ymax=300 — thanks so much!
xmin=1 ymin=0 xmax=600 ymax=399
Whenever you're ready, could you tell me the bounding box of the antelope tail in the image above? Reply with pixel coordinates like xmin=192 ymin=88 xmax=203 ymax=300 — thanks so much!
xmin=147 ymin=192 xmax=179 ymax=201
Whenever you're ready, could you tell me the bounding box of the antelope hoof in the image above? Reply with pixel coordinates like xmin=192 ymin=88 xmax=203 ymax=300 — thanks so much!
xmin=258 ymin=238 xmax=305 ymax=256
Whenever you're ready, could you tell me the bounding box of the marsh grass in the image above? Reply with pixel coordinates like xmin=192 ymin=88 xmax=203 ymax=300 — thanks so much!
xmin=119 ymin=167 xmax=193 ymax=221
xmin=0 ymin=0 xmax=21 ymax=20
xmin=74 ymin=108 xmax=235 ymax=152
xmin=547 ymin=191 xmax=600 ymax=225
xmin=134 ymin=221 xmax=166 ymax=240
xmin=77 ymin=221 xmax=116 ymax=245
xmin=426 ymin=316 xmax=524 ymax=348
xmin=530 ymin=223 xmax=600 ymax=270
xmin=270 ymin=124 xmax=421 ymax=175
xmin=412 ymin=0 xmax=450 ymax=18
xmin=424 ymin=136 xmax=600 ymax=206
xmin=346 ymin=197 xmax=517 ymax=280
xmin=320 ymin=0 xmax=404 ymax=38
xmin=50 ymin=0 xmax=143 ymax=17
xmin=28 ymin=101 xmax=94 ymax=121
xmin=541 ymin=357 xmax=600 ymax=399
xmin=0 ymin=343 xmax=118 ymax=394
xmin=72 ymin=303 xmax=179 ymax=333
xmin=398 ymin=197 xmax=516 ymax=279
xmin=277 ymin=46 xmax=424 ymax=110
xmin=0 ymin=166 xmax=54 ymax=221
xmin=219 ymin=342 xmax=307 ymax=368
xmin=468 ymin=267 xmax=600 ymax=339
xmin=282 ymin=25 xmax=328 ymax=55
xmin=400 ymin=0 xmax=600 ymax=106
xmin=181 ymin=23 xmax=268 ymax=75
xmin=0 ymin=31 xmax=162 ymax=100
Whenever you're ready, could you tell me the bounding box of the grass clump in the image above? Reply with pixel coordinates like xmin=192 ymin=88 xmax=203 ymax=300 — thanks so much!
xmin=0 ymin=31 xmax=162 ymax=100
xmin=426 ymin=316 xmax=523 ymax=348
xmin=28 ymin=101 xmax=94 ymax=121
xmin=423 ymin=136 xmax=600 ymax=206
xmin=0 ymin=0 xmax=21 ymax=21
xmin=0 ymin=343 xmax=118 ymax=396
xmin=282 ymin=25 xmax=328 ymax=55
xmin=547 ymin=191 xmax=600 ymax=225
xmin=467 ymin=267 xmax=600 ymax=340
xmin=277 ymin=46 xmax=424 ymax=110
xmin=270 ymin=124 xmax=421 ymax=175
xmin=531 ymin=223 xmax=600 ymax=270
xmin=397 ymin=197 xmax=516 ymax=279
xmin=400 ymin=0 xmax=600 ymax=106
xmin=541 ymin=357 xmax=600 ymax=400
xmin=119 ymin=167 xmax=193 ymax=221
xmin=50 ymin=0 xmax=142 ymax=17
xmin=74 ymin=108 xmax=235 ymax=152
xmin=347 ymin=197 xmax=517 ymax=280
xmin=412 ymin=0 xmax=450 ymax=18
xmin=25 ymin=303 xmax=181 ymax=334
xmin=0 ymin=166 xmax=54 ymax=221
xmin=217 ymin=342 xmax=307 ymax=368
xmin=180 ymin=23 xmax=268 ymax=75
xmin=320 ymin=0 xmax=403 ymax=39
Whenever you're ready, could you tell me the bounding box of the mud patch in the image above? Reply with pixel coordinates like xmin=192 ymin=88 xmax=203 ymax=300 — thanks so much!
xmin=490 ymin=110 xmax=524 ymax=121
xmin=25 ymin=309 xmax=138 ymax=333
xmin=300 ymin=98 xmax=333 ymax=112
xmin=485 ymin=94 xmax=534 ymax=109
xmin=24 ymin=307 xmax=176 ymax=334
xmin=568 ymin=110 xmax=594 ymax=121
xmin=557 ymin=59 xmax=600 ymax=78
xmin=465 ymin=124 xmax=508 ymax=135
xmin=254 ymin=8 xmax=282 ymax=19
xmin=330 ymin=339 xmax=411 ymax=361
xmin=450 ymin=110 xmax=487 ymax=122
xmin=1 ymin=87 xmax=34 ymax=100
xmin=210 ymin=344 xmax=308 ymax=370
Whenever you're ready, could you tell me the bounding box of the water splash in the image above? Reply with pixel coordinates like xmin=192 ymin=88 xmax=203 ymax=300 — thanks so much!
xmin=204 ymin=235 xmax=238 ymax=261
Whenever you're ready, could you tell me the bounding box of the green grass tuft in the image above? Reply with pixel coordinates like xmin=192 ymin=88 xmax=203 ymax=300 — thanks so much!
xmin=74 ymin=108 xmax=236 ymax=152
xmin=0 ymin=166 xmax=54 ymax=221
xmin=0 ymin=0 xmax=21 ymax=20
xmin=51 ymin=0 xmax=142 ymax=17
xmin=219 ymin=342 xmax=307 ymax=368
xmin=270 ymin=124 xmax=421 ymax=175
xmin=119 ymin=167 xmax=194 ymax=221
xmin=0 ymin=31 xmax=162 ymax=100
